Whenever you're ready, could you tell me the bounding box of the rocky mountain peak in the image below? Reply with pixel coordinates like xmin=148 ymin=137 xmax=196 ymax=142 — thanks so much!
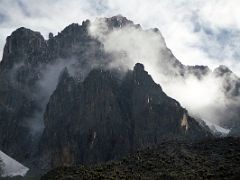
xmin=58 ymin=67 xmax=70 ymax=82
xmin=214 ymin=65 xmax=233 ymax=76
xmin=101 ymin=15 xmax=141 ymax=30
xmin=59 ymin=20 xmax=90 ymax=36
xmin=185 ymin=65 xmax=211 ymax=79
xmin=105 ymin=14 xmax=134 ymax=28
xmin=4 ymin=27 xmax=45 ymax=52
xmin=132 ymin=63 xmax=159 ymax=90
xmin=60 ymin=23 xmax=82 ymax=35
xmin=134 ymin=63 xmax=145 ymax=72
xmin=55 ymin=67 xmax=77 ymax=97
xmin=1 ymin=27 xmax=47 ymax=69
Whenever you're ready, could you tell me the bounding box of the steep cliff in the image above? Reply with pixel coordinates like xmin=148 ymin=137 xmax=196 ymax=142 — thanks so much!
xmin=0 ymin=27 xmax=49 ymax=162
xmin=39 ymin=63 xmax=211 ymax=169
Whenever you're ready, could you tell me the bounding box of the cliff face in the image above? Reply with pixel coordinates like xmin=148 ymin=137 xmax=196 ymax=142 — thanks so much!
xmin=39 ymin=63 xmax=211 ymax=169
xmin=1 ymin=27 xmax=48 ymax=70
xmin=0 ymin=27 xmax=49 ymax=161
xmin=0 ymin=19 xmax=103 ymax=162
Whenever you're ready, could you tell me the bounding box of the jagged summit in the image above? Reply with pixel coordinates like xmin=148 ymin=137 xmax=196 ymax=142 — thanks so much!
xmin=10 ymin=27 xmax=43 ymax=38
xmin=58 ymin=20 xmax=90 ymax=35
xmin=104 ymin=14 xmax=134 ymax=28
xmin=1 ymin=26 xmax=46 ymax=68
xmin=214 ymin=65 xmax=233 ymax=76
xmin=134 ymin=63 xmax=145 ymax=72
xmin=96 ymin=15 xmax=141 ymax=30
xmin=58 ymin=67 xmax=70 ymax=82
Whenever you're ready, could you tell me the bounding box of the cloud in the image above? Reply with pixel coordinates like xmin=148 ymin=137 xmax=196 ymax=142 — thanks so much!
xmin=89 ymin=20 xmax=166 ymax=73
xmin=88 ymin=19 xmax=236 ymax=127
xmin=1 ymin=0 xmax=240 ymax=75
xmin=99 ymin=0 xmax=240 ymax=74
xmin=1 ymin=0 xmax=240 ymax=129
xmin=0 ymin=0 xmax=100 ymax=57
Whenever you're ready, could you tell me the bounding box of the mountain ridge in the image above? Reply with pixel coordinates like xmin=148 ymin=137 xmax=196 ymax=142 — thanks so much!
xmin=0 ymin=15 xmax=239 ymax=177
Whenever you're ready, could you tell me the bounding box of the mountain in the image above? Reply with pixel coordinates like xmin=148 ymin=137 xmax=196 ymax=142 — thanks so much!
xmin=41 ymin=137 xmax=240 ymax=180
xmin=0 ymin=15 xmax=239 ymax=176
xmin=38 ymin=63 xmax=211 ymax=169
xmin=0 ymin=150 xmax=29 ymax=178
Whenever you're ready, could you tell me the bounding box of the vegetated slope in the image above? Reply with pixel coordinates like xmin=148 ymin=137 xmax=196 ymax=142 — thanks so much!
xmin=42 ymin=137 xmax=240 ymax=180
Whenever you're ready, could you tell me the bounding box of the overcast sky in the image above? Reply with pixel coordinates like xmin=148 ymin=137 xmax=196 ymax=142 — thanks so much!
xmin=1 ymin=0 xmax=240 ymax=74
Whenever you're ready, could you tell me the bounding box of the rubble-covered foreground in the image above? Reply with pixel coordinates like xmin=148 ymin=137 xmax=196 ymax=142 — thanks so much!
xmin=42 ymin=137 xmax=240 ymax=180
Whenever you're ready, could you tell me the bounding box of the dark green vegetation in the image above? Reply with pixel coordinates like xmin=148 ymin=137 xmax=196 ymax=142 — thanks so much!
xmin=42 ymin=137 xmax=240 ymax=180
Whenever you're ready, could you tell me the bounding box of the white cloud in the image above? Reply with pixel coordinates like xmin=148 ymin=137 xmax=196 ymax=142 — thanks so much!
xmin=89 ymin=19 xmax=237 ymax=126
xmin=99 ymin=0 xmax=240 ymax=74
xmin=1 ymin=0 xmax=240 ymax=74
xmin=1 ymin=0 xmax=240 ymax=127
xmin=0 ymin=0 xmax=100 ymax=57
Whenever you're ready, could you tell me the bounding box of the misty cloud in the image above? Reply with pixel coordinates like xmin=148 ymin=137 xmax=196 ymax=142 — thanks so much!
xmin=1 ymin=0 xmax=240 ymax=76
xmin=88 ymin=18 xmax=239 ymax=131
xmin=17 ymin=58 xmax=80 ymax=136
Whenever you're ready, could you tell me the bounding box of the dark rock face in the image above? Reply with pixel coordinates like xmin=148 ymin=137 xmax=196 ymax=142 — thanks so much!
xmin=1 ymin=27 xmax=48 ymax=70
xmin=40 ymin=68 xmax=130 ymax=168
xmin=0 ymin=27 xmax=49 ymax=161
xmin=39 ymin=63 xmax=211 ymax=169
xmin=0 ymin=19 xmax=105 ymax=162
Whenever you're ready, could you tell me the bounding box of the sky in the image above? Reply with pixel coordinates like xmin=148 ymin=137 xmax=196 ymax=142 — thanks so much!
xmin=0 ymin=0 xmax=240 ymax=74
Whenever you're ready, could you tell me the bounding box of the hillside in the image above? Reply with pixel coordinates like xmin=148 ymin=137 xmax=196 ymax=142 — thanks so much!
xmin=42 ymin=137 xmax=240 ymax=180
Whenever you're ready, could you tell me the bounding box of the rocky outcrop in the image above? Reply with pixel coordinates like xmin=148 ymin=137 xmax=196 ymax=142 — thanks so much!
xmin=212 ymin=65 xmax=240 ymax=131
xmin=104 ymin=15 xmax=140 ymax=29
xmin=1 ymin=27 xmax=48 ymax=70
xmin=213 ymin=65 xmax=240 ymax=97
xmin=0 ymin=27 xmax=49 ymax=162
